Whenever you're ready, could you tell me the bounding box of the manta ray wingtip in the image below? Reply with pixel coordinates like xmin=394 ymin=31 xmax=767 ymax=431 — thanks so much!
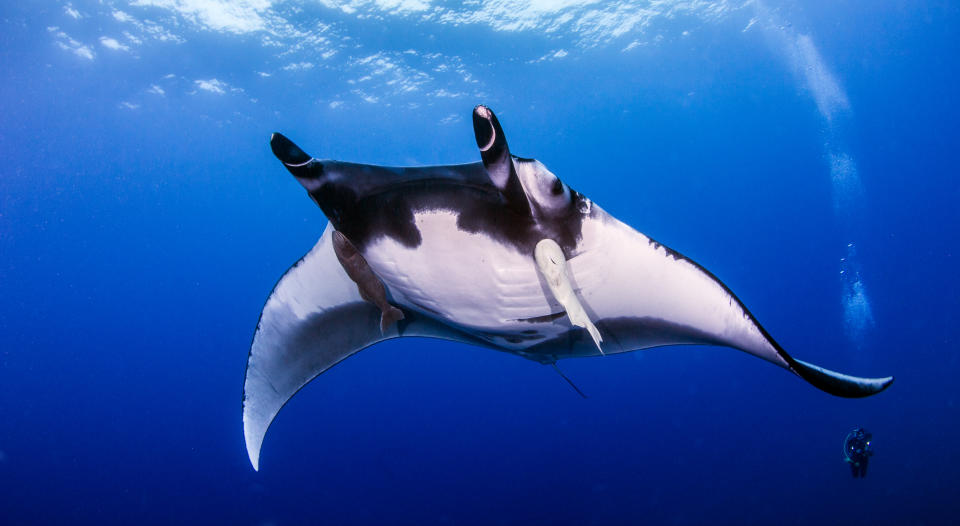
xmin=791 ymin=358 xmax=894 ymax=398
xmin=243 ymin=411 xmax=265 ymax=471
xmin=244 ymin=433 xmax=262 ymax=472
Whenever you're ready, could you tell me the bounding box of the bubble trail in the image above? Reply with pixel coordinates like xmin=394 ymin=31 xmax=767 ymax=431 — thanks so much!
xmin=753 ymin=3 xmax=875 ymax=346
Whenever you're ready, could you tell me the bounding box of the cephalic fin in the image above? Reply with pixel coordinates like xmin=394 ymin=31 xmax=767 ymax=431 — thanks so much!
xmin=534 ymin=238 xmax=604 ymax=354
xmin=472 ymin=105 xmax=531 ymax=216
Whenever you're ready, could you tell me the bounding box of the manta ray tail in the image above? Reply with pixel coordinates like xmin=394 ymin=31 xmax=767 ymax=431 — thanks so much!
xmin=552 ymin=363 xmax=588 ymax=399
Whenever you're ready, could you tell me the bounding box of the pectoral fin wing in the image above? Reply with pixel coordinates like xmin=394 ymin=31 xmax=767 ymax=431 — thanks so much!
xmin=242 ymin=224 xmax=479 ymax=470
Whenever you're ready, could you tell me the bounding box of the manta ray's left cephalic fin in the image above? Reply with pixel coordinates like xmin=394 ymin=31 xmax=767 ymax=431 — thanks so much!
xmin=243 ymin=224 xmax=486 ymax=471
xmin=534 ymin=238 xmax=604 ymax=354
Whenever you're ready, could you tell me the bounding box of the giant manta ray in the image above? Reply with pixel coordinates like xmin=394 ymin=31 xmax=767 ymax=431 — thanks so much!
xmin=243 ymin=105 xmax=893 ymax=470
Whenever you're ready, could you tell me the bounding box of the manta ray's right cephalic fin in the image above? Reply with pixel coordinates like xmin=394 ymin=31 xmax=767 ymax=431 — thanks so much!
xmin=472 ymin=105 xmax=532 ymax=216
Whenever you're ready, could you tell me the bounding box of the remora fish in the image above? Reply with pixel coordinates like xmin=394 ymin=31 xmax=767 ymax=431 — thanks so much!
xmin=242 ymin=105 xmax=893 ymax=470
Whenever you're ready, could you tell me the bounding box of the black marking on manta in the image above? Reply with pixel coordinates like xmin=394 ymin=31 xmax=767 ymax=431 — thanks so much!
xmin=273 ymin=143 xmax=587 ymax=256
xmin=242 ymin=105 xmax=894 ymax=471
xmin=516 ymin=311 xmax=568 ymax=323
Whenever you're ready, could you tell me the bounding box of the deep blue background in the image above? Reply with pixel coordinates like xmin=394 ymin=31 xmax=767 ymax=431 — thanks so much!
xmin=1 ymin=1 xmax=958 ymax=524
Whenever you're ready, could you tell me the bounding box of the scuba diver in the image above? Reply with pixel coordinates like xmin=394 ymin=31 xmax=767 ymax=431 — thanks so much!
xmin=843 ymin=427 xmax=873 ymax=478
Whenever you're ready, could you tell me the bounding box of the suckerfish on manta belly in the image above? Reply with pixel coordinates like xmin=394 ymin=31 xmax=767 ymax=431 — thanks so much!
xmin=242 ymin=105 xmax=893 ymax=471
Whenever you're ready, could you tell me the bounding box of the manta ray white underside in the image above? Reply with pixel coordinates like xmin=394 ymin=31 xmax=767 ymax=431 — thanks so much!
xmin=242 ymin=106 xmax=893 ymax=471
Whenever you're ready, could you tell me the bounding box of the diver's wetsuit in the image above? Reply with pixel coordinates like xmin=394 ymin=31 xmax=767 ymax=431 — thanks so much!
xmin=844 ymin=428 xmax=873 ymax=478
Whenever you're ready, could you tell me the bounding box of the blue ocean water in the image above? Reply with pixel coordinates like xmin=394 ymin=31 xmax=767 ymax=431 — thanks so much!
xmin=1 ymin=1 xmax=958 ymax=524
